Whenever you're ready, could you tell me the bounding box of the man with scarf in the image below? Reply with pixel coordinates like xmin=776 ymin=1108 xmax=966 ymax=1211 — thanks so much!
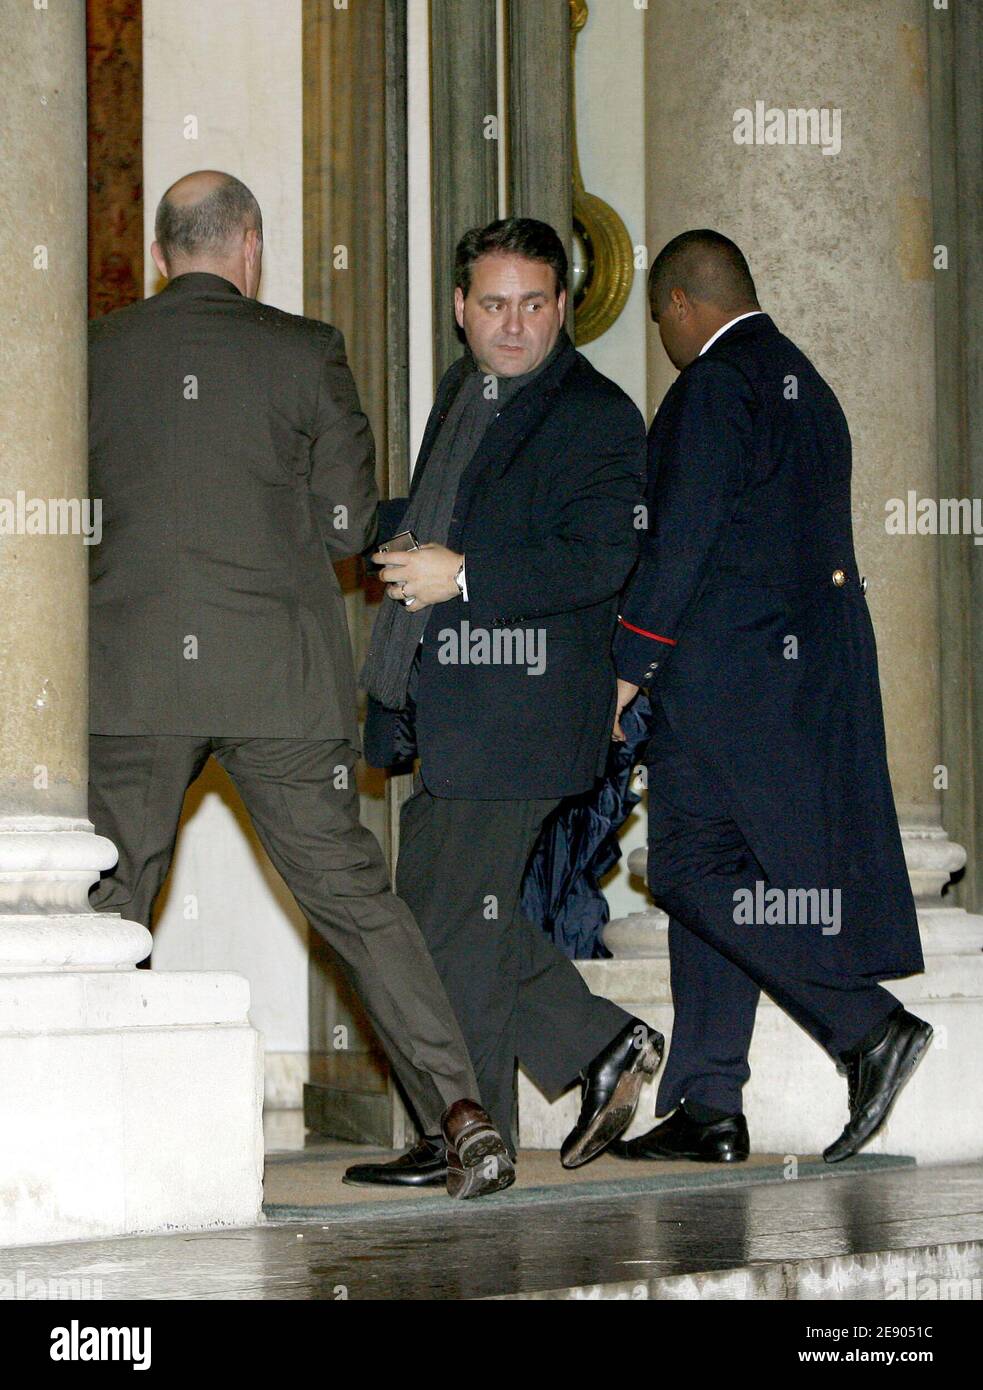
xmin=344 ymin=218 xmax=662 ymax=1191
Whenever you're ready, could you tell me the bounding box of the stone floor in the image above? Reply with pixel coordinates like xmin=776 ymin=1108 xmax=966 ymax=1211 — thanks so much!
xmin=1 ymin=1112 xmax=982 ymax=1300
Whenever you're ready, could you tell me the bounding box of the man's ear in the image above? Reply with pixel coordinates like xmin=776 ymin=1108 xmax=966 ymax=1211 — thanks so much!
xmin=150 ymin=241 xmax=168 ymax=280
xmin=556 ymin=287 xmax=567 ymax=323
xmin=453 ymin=286 xmax=465 ymax=329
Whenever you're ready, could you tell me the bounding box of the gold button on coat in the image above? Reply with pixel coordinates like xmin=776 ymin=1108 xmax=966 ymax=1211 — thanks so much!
xmin=832 ymin=569 xmax=846 ymax=587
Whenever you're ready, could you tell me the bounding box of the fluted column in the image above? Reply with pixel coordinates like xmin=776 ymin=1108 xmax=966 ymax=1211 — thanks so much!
xmin=641 ymin=0 xmax=963 ymax=903
xmin=0 ymin=0 xmax=149 ymax=970
xmin=430 ymin=0 xmax=498 ymax=379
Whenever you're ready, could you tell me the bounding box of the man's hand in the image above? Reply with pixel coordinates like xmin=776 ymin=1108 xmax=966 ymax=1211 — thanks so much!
xmin=372 ymin=542 xmax=463 ymax=612
xmin=613 ymin=679 xmax=640 ymax=742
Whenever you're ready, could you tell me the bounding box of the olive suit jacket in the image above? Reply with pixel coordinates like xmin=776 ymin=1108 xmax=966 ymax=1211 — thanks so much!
xmin=88 ymin=272 xmax=376 ymax=741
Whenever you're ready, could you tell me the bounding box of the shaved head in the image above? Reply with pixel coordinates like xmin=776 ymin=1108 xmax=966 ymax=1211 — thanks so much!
xmin=648 ymin=230 xmax=761 ymax=370
xmin=649 ymin=230 xmax=758 ymax=318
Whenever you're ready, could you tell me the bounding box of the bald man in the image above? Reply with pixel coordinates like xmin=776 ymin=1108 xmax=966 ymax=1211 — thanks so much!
xmin=611 ymin=230 xmax=930 ymax=1166
xmin=87 ymin=171 xmax=514 ymax=1199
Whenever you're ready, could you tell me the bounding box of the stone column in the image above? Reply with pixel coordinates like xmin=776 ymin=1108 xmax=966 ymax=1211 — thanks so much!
xmin=508 ymin=0 xmax=573 ymax=268
xmin=0 ymin=0 xmax=262 ymax=1244
xmin=0 ymin=0 xmax=148 ymax=968
xmin=929 ymin=0 xmax=983 ymax=910
xmin=640 ymin=0 xmax=964 ymax=898
xmin=430 ymin=0 xmax=498 ymax=379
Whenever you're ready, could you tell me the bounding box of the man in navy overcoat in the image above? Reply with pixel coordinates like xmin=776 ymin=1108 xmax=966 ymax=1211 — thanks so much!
xmin=612 ymin=230 xmax=932 ymax=1166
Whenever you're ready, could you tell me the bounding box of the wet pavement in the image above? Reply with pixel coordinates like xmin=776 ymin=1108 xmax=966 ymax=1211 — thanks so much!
xmin=2 ymin=1160 xmax=982 ymax=1300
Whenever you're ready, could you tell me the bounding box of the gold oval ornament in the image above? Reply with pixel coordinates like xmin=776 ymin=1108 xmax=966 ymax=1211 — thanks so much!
xmin=569 ymin=0 xmax=635 ymax=345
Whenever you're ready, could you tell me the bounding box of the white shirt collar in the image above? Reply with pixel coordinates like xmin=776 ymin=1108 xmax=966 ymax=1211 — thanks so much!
xmin=699 ymin=311 xmax=765 ymax=357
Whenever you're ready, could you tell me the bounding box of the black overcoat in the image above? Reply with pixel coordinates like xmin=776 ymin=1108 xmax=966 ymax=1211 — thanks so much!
xmin=614 ymin=314 xmax=922 ymax=978
xmin=365 ymin=338 xmax=646 ymax=799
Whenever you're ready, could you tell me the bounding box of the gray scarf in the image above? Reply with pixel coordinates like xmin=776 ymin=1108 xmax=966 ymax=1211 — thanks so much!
xmin=361 ymin=332 xmax=568 ymax=709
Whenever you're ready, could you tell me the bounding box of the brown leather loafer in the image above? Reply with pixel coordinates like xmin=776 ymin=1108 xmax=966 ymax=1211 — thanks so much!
xmin=441 ymin=1099 xmax=515 ymax=1199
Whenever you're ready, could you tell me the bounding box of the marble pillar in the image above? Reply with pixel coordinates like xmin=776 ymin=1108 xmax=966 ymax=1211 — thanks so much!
xmin=642 ymin=0 xmax=960 ymax=890
xmin=0 ymin=0 xmax=262 ymax=1245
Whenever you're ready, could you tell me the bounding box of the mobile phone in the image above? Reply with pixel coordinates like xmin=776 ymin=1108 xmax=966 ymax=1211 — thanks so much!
xmin=376 ymin=529 xmax=420 ymax=554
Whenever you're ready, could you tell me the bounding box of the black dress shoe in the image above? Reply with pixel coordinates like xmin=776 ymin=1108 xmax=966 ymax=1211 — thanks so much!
xmin=560 ymin=1019 xmax=664 ymax=1169
xmin=342 ymin=1136 xmax=447 ymax=1188
xmin=610 ymin=1107 xmax=750 ymax=1163
xmin=823 ymin=1008 xmax=933 ymax=1163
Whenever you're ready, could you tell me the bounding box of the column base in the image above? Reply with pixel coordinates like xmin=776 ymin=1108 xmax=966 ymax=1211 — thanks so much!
xmin=518 ymin=906 xmax=983 ymax=1164
xmin=0 ymin=969 xmax=264 ymax=1247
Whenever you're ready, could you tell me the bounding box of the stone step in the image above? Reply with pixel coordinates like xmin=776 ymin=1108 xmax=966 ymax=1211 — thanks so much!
xmin=518 ymin=905 xmax=983 ymax=1166
xmin=5 ymin=1157 xmax=980 ymax=1302
xmin=492 ymin=1239 xmax=983 ymax=1301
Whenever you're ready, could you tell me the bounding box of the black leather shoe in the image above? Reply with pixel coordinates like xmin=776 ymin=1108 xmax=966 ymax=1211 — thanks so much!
xmin=610 ymin=1107 xmax=749 ymax=1163
xmin=824 ymin=1008 xmax=933 ymax=1163
xmin=342 ymin=1136 xmax=447 ymax=1188
xmin=560 ymin=1019 xmax=663 ymax=1169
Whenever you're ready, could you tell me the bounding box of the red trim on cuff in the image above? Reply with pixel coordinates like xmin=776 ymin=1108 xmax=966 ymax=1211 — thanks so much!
xmin=617 ymin=616 xmax=677 ymax=646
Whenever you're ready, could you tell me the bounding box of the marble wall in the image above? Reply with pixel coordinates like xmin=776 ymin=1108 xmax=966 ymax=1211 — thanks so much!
xmin=142 ymin=0 xmax=304 ymax=314
xmin=87 ymin=0 xmax=143 ymax=318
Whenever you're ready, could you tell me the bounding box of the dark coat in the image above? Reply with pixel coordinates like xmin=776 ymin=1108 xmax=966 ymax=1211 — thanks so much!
xmin=365 ymin=337 xmax=646 ymax=799
xmin=88 ymin=272 xmax=376 ymax=740
xmin=614 ymin=313 xmax=921 ymax=977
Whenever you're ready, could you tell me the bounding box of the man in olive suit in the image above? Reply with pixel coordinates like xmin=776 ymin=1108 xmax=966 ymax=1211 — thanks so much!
xmin=87 ymin=170 xmax=512 ymax=1200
